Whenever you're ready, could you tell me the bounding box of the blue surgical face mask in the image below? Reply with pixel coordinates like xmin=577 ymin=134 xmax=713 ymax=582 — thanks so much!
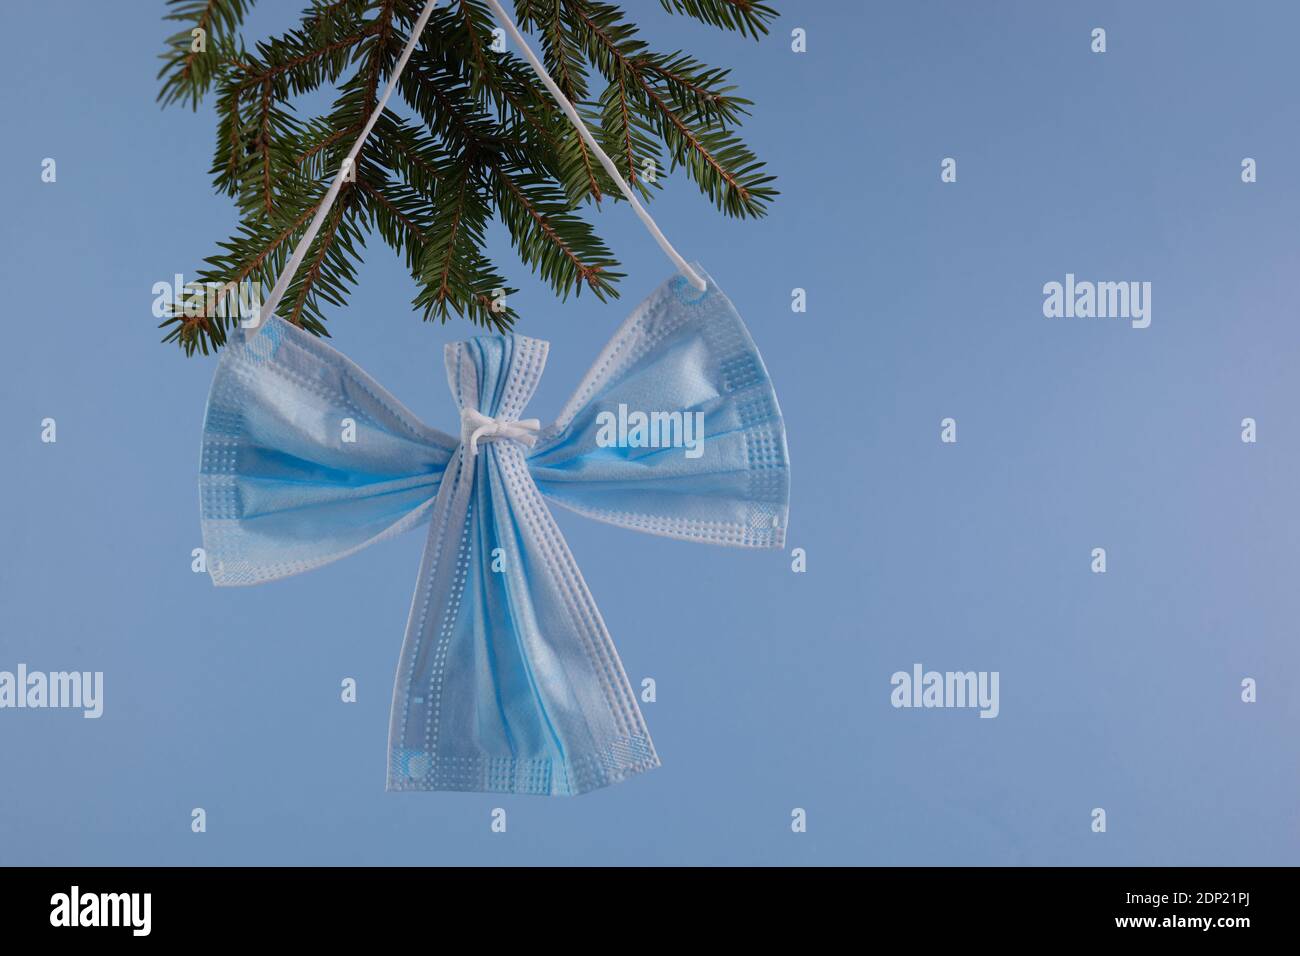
xmin=199 ymin=269 xmax=789 ymax=795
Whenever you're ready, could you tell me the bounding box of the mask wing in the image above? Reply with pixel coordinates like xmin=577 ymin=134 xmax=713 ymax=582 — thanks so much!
xmin=199 ymin=318 xmax=457 ymax=586
xmin=529 ymin=270 xmax=790 ymax=549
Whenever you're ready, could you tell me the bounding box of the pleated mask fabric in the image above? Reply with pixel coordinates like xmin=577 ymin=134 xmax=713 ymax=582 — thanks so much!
xmin=199 ymin=268 xmax=790 ymax=794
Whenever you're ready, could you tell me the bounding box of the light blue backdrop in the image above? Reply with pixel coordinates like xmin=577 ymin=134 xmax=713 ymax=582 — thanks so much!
xmin=1 ymin=1 xmax=1297 ymax=865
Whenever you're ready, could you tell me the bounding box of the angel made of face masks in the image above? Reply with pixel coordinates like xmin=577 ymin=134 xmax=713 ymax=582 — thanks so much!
xmin=199 ymin=271 xmax=789 ymax=795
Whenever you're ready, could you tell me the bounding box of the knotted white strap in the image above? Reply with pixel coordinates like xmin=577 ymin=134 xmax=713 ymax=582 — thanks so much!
xmin=461 ymin=407 xmax=541 ymax=456
xmin=250 ymin=0 xmax=704 ymax=336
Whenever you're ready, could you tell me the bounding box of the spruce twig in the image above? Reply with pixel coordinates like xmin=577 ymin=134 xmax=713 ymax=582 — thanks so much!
xmin=158 ymin=0 xmax=778 ymax=354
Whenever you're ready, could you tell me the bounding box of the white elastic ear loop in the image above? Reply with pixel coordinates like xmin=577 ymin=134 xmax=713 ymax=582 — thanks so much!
xmin=249 ymin=0 xmax=706 ymax=339
xmin=249 ymin=0 xmax=442 ymax=336
xmin=482 ymin=0 xmax=707 ymax=292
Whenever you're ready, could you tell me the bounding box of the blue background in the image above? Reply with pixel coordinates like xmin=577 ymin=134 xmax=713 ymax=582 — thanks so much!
xmin=2 ymin=1 xmax=1297 ymax=865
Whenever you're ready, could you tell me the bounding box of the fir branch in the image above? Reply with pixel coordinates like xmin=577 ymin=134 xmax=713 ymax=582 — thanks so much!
xmin=359 ymin=0 xmax=399 ymax=117
xmin=282 ymin=188 xmax=367 ymax=333
xmin=484 ymin=152 xmax=621 ymax=297
xmin=296 ymin=122 xmax=362 ymax=169
xmin=492 ymin=55 xmax=609 ymax=205
xmin=596 ymin=69 xmax=661 ymax=201
xmin=159 ymin=195 xmax=324 ymax=354
xmin=157 ymin=0 xmax=254 ymax=109
xmin=566 ymin=0 xmax=773 ymax=217
xmin=235 ymin=28 xmax=374 ymax=96
xmin=413 ymin=161 xmax=515 ymax=329
xmin=159 ymin=0 xmax=778 ymax=353
xmin=656 ymin=0 xmax=777 ymax=39
xmin=259 ymin=80 xmax=274 ymax=213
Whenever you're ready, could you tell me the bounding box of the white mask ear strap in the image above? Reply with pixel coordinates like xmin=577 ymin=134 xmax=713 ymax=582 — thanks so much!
xmin=252 ymin=0 xmax=442 ymax=335
xmin=482 ymin=0 xmax=706 ymax=292
xmin=252 ymin=0 xmax=704 ymax=337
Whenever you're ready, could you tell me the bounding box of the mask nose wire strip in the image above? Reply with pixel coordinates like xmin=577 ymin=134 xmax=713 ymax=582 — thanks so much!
xmin=481 ymin=0 xmax=707 ymax=293
xmin=250 ymin=0 xmax=706 ymax=338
